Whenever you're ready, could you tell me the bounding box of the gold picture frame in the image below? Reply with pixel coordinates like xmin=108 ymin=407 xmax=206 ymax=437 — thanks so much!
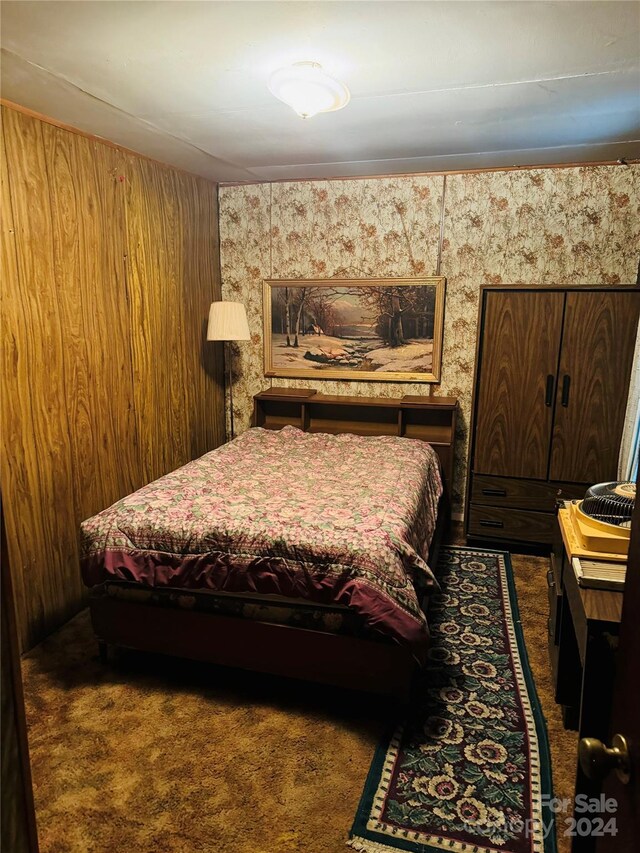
xmin=263 ymin=277 xmax=446 ymax=383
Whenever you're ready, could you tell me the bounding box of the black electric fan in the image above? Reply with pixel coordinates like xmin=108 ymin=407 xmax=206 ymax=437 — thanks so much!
xmin=580 ymin=481 xmax=635 ymax=529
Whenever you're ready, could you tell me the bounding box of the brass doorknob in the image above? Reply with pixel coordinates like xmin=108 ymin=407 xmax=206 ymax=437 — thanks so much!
xmin=579 ymin=733 xmax=630 ymax=784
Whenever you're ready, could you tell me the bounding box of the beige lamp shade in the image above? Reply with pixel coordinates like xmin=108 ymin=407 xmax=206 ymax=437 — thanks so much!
xmin=207 ymin=301 xmax=250 ymax=341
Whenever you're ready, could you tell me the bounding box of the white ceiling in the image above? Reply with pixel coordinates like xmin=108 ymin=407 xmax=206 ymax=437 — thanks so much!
xmin=1 ymin=1 xmax=639 ymax=182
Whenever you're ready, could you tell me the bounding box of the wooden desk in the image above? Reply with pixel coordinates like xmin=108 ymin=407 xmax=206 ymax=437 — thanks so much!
xmin=550 ymin=505 xmax=624 ymax=852
xmin=551 ymin=505 xmax=623 ymax=729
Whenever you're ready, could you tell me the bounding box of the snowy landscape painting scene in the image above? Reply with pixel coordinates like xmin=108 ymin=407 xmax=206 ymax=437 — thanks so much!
xmin=263 ymin=278 xmax=446 ymax=383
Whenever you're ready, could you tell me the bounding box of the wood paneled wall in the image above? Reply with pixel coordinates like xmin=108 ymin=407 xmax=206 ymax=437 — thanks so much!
xmin=1 ymin=105 xmax=224 ymax=651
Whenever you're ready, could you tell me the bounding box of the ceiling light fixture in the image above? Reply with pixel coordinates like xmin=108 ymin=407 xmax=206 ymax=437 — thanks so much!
xmin=268 ymin=61 xmax=350 ymax=119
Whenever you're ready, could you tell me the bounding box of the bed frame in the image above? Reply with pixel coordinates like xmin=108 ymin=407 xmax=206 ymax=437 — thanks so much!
xmin=91 ymin=389 xmax=457 ymax=700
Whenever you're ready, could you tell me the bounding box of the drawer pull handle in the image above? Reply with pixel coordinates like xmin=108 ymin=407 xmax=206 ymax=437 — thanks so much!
xmin=479 ymin=519 xmax=504 ymax=528
xmin=481 ymin=488 xmax=507 ymax=497
xmin=545 ymin=374 xmax=554 ymax=407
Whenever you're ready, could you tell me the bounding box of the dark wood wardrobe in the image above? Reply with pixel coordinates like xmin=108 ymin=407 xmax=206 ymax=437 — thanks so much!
xmin=465 ymin=285 xmax=640 ymax=547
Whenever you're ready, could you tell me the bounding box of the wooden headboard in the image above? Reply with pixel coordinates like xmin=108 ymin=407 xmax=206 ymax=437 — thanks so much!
xmin=253 ymin=388 xmax=457 ymax=489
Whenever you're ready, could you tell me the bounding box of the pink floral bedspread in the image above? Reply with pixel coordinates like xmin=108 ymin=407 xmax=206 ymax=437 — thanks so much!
xmin=81 ymin=426 xmax=442 ymax=659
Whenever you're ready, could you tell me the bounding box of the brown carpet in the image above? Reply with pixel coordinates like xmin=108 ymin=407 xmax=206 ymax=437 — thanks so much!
xmin=22 ymin=549 xmax=576 ymax=853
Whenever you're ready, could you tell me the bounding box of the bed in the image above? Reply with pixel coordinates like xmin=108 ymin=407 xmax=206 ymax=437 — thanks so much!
xmin=81 ymin=389 xmax=457 ymax=699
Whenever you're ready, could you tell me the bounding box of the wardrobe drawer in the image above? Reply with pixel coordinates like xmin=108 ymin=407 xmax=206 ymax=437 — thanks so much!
xmin=467 ymin=505 xmax=556 ymax=544
xmin=470 ymin=475 xmax=584 ymax=511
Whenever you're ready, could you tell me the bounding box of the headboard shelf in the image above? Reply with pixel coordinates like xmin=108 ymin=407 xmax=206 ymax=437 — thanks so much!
xmin=403 ymin=423 xmax=453 ymax=444
xmin=253 ymin=389 xmax=458 ymax=489
xmin=308 ymin=420 xmax=398 ymax=437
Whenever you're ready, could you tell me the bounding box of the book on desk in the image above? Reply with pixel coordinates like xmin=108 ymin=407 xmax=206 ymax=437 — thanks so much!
xmin=572 ymin=556 xmax=626 ymax=591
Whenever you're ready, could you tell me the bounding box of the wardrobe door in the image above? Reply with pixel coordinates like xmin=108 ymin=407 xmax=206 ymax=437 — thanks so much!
xmin=474 ymin=290 xmax=564 ymax=479
xmin=549 ymin=290 xmax=640 ymax=484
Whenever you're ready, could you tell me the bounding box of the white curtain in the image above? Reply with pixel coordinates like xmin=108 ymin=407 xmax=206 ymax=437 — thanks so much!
xmin=618 ymin=322 xmax=640 ymax=481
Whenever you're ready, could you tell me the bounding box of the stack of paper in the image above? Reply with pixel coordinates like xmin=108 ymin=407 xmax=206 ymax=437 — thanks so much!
xmin=572 ymin=557 xmax=626 ymax=591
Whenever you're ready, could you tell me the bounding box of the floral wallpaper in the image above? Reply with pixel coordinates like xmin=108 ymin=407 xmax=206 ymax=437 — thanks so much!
xmin=219 ymin=165 xmax=640 ymax=514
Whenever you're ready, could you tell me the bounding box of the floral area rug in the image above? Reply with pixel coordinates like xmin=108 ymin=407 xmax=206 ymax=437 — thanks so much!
xmin=349 ymin=547 xmax=555 ymax=853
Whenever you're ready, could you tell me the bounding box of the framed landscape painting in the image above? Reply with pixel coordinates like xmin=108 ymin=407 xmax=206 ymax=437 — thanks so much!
xmin=263 ymin=277 xmax=446 ymax=383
